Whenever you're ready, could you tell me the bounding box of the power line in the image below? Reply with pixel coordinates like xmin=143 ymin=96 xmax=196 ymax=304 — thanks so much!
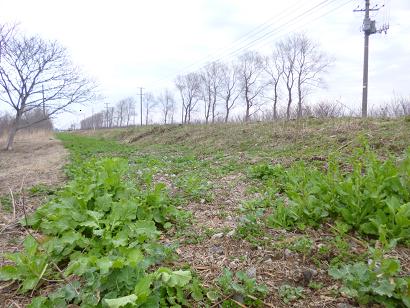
xmin=161 ymin=0 xmax=311 ymax=77
xmin=149 ymin=0 xmax=352 ymax=90
xmin=213 ymin=0 xmax=353 ymax=62
xmin=148 ymin=0 xmax=335 ymax=88
xmin=138 ymin=87 xmax=144 ymax=126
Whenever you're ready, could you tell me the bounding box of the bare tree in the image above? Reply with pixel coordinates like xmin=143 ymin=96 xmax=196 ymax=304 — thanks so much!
xmin=0 ymin=24 xmax=15 ymax=61
xmin=104 ymin=107 xmax=115 ymax=128
xmin=0 ymin=32 xmax=96 ymax=150
xmin=81 ymin=111 xmax=104 ymax=130
xmin=263 ymin=48 xmax=283 ymax=120
xmin=199 ymin=61 xmax=223 ymax=124
xmin=292 ymin=33 xmax=332 ymax=119
xmin=312 ymin=100 xmax=344 ymax=118
xmin=175 ymin=72 xmax=201 ymax=124
xmin=157 ymin=89 xmax=176 ymax=124
xmin=237 ymin=51 xmax=265 ymax=122
xmin=219 ymin=62 xmax=242 ymax=123
xmin=116 ymin=99 xmax=126 ymax=126
xmin=144 ymin=92 xmax=157 ymax=125
xmin=124 ymin=97 xmax=136 ymax=126
xmin=277 ymin=38 xmax=298 ymax=120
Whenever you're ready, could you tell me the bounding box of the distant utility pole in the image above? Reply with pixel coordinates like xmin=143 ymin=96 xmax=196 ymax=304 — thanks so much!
xmin=354 ymin=0 xmax=389 ymax=118
xmin=138 ymin=87 xmax=144 ymax=126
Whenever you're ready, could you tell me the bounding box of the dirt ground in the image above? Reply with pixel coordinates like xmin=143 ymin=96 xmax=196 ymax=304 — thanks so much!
xmin=0 ymin=131 xmax=67 ymax=307
xmin=0 ymin=131 xmax=67 ymax=194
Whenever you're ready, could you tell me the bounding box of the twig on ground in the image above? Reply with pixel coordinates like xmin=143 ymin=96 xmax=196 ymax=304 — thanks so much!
xmin=10 ymin=300 xmax=22 ymax=308
xmin=326 ymin=223 xmax=367 ymax=248
xmin=231 ymin=298 xmax=247 ymax=307
xmin=210 ymin=294 xmax=233 ymax=308
xmin=246 ymin=294 xmax=276 ymax=308
xmin=0 ymin=280 xmax=16 ymax=291
xmin=8 ymin=187 xmax=16 ymax=220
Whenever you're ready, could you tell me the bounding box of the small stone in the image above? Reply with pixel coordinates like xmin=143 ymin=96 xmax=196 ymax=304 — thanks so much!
xmin=301 ymin=269 xmax=314 ymax=286
xmin=200 ymin=198 xmax=205 ymax=204
xmin=209 ymin=245 xmax=224 ymax=255
xmin=212 ymin=232 xmax=224 ymax=239
xmin=284 ymin=248 xmax=292 ymax=258
xmin=246 ymin=267 xmax=257 ymax=278
xmin=226 ymin=230 xmax=235 ymax=237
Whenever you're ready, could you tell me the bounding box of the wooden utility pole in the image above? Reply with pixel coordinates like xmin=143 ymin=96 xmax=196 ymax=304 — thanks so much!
xmin=354 ymin=0 xmax=389 ymax=118
xmin=138 ymin=87 xmax=144 ymax=126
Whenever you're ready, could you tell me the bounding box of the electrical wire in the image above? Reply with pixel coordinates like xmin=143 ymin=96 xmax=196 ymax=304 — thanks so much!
xmin=214 ymin=0 xmax=355 ymax=62
xmin=147 ymin=0 xmax=336 ymax=88
xmin=148 ymin=0 xmax=354 ymax=90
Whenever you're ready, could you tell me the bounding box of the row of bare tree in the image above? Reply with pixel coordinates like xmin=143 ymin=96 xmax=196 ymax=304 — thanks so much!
xmin=0 ymin=108 xmax=53 ymax=135
xmin=80 ymin=90 xmax=178 ymax=130
xmin=174 ymin=33 xmax=332 ymax=124
xmin=79 ymin=33 xmax=332 ymax=129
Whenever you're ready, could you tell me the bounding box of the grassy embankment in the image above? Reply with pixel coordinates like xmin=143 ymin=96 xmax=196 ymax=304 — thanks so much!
xmin=1 ymin=117 xmax=410 ymax=307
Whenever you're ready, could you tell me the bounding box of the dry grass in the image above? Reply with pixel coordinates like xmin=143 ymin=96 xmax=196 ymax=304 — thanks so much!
xmin=0 ymin=130 xmax=67 ymax=194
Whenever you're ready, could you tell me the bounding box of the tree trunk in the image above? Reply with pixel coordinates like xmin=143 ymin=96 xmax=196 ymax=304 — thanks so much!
xmin=297 ymin=81 xmax=302 ymax=119
xmin=273 ymin=98 xmax=278 ymax=120
xmin=6 ymin=112 xmax=21 ymax=150
xmin=273 ymin=83 xmax=279 ymax=120
xmin=286 ymin=87 xmax=292 ymax=120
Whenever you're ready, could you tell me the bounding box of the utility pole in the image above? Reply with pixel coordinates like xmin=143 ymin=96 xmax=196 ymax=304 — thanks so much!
xmin=138 ymin=87 xmax=144 ymax=126
xmin=354 ymin=0 xmax=389 ymax=118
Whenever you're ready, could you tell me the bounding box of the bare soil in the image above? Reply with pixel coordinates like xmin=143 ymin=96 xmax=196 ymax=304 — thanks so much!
xmin=0 ymin=131 xmax=67 ymax=194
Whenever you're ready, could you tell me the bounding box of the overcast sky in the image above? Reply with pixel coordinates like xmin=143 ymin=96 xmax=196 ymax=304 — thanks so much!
xmin=0 ymin=0 xmax=409 ymax=128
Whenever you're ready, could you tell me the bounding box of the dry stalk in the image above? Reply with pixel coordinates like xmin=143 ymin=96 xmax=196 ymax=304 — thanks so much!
xmin=8 ymin=187 xmax=16 ymax=220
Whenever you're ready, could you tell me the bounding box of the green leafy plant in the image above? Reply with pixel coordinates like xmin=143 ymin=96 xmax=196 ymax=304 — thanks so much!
xmin=216 ymin=268 xmax=268 ymax=306
xmin=0 ymin=236 xmax=49 ymax=293
xmin=278 ymin=284 xmax=304 ymax=304
xmin=329 ymin=232 xmax=410 ymax=307
xmin=262 ymin=146 xmax=410 ymax=243
xmin=329 ymin=258 xmax=410 ymax=307
xmin=1 ymin=153 xmax=195 ymax=307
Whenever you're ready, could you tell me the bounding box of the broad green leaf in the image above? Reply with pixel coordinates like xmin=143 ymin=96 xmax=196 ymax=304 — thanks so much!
xmin=134 ymin=275 xmax=153 ymax=301
xmin=206 ymin=291 xmax=220 ymax=302
xmin=167 ymin=270 xmax=191 ymax=288
xmin=97 ymin=257 xmax=113 ymax=275
xmin=380 ymin=259 xmax=401 ymax=275
xmin=23 ymin=236 xmax=38 ymax=256
xmin=126 ymin=248 xmax=143 ymax=267
xmin=103 ymin=294 xmax=138 ymax=308
xmin=0 ymin=265 xmax=19 ymax=280
xmin=373 ymin=279 xmax=396 ymax=297
xmin=191 ymin=279 xmax=203 ymax=301
xmin=27 ymin=297 xmax=50 ymax=308
xmin=22 ymin=276 xmax=41 ymax=292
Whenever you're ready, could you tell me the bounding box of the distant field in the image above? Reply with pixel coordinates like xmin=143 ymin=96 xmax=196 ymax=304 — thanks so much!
xmin=1 ymin=117 xmax=410 ymax=307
